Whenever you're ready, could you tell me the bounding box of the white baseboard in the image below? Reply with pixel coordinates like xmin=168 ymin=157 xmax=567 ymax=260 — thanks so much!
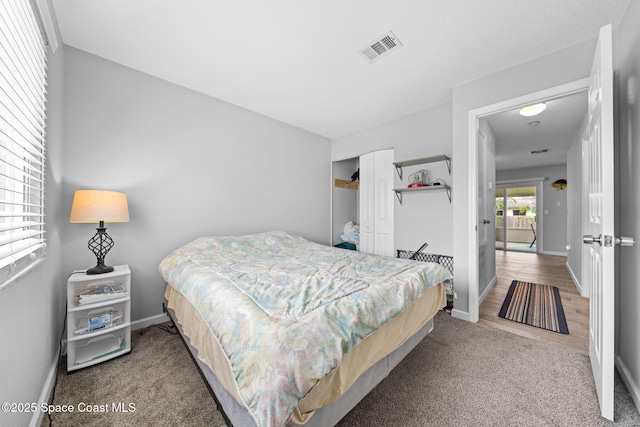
xmin=30 ymin=345 xmax=60 ymax=427
xmin=451 ymin=308 xmax=471 ymax=322
xmin=479 ymin=276 xmax=497 ymax=305
xmin=131 ymin=312 xmax=170 ymax=331
xmin=543 ymin=251 xmax=568 ymax=256
xmin=565 ymin=261 xmax=585 ymax=296
xmin=615 ymin=355 xmax=640 ymax=416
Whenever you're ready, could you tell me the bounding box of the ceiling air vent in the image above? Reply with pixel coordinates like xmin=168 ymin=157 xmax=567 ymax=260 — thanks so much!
xmin=360 ymin=31 xmax=403 ymax=63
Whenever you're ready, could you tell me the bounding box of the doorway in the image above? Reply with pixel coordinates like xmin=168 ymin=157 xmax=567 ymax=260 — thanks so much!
xmin=466 ymin=78 xmax=590 ymax=323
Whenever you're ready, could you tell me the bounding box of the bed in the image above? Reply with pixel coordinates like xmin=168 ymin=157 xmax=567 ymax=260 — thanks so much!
xmin=158 ymin=230 xmax=452 ymax=427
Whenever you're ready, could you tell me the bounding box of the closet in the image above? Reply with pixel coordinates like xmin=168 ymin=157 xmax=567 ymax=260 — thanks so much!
xmin=332 ymin=149 xmax=395 ymax=256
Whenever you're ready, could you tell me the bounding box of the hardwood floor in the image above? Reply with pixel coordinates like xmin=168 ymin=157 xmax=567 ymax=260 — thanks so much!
xmin=478 ymin=250 xmax=589 ymax=355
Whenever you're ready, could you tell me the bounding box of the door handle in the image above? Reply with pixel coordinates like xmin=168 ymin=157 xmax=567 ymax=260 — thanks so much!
xmin=483 ymin=219 xmax=491 ymax=224
xmin=583 ymin=234 xmax=635 ymax=247
xmin=613 ymin=236 xmax=635 ymax=247
xmin=583 ymin=234 xmax=602 ymax=246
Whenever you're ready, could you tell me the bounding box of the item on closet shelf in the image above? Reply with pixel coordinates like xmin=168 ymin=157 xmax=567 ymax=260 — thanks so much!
xmin=340 ymin=233 xmax=360 ymax=243
xmin=341 ymin=221 xmax=360 ymax=250
xmin=343 ymin=221 xmax=359 ymax=235
xmin=351 ymin=169 xmax=359 ymax=181
xmin=334 ymin=242 xmax=357 ymax=251
xmin=408 ymin=170 xmax=429 ymax=188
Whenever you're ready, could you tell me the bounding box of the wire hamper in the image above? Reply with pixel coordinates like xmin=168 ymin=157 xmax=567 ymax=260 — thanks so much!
xmin=396 ymin=249 xmax=454 ymax=311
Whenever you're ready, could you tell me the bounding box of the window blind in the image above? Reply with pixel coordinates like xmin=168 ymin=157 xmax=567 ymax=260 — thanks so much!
xmin=0 ymin=0 xmax=47 ymax=280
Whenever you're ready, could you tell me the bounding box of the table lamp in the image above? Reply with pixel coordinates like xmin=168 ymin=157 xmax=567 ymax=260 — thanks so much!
xmin=70 ymin=190 xmax=129 ymax=275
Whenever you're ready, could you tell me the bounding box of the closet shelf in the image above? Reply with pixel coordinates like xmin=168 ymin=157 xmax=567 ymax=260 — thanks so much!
xmin=335 ymin=178 xmax=359 ymax=190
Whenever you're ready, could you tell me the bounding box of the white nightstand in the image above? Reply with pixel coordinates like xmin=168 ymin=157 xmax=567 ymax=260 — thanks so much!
xmin=66 ymin=265 xmax=131 ymax=372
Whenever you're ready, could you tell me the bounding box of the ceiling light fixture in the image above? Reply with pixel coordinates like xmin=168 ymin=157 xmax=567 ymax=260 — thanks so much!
xmin=519 ymin=103 xmax=547 ymax=117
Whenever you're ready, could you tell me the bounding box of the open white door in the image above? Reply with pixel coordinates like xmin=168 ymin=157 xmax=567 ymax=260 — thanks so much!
xmin=583 ymin=24 xmax=615 ymax=420
xmin=477 ymin=131 xmax=495 ymax=296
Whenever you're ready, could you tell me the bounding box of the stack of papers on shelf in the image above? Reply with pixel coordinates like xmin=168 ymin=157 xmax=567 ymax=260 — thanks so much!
xmin=75 ymin=309 xmax=124 ymax=335
xmin=75 ymin=284 xmax=127 ymax=305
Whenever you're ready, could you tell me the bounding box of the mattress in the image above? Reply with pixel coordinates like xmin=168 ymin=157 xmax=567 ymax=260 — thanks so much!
xmin=159 ymin=231 xmax=452 ymax=427
xmin=165 ymin=282 xmax=445 ymax=424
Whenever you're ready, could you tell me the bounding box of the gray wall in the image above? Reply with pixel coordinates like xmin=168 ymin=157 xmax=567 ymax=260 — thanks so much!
xmin=60 ymin=46 xmax=331 ymax=323
xmin=0 ymin=45 xmax=65 ymax=427
xmin=452 ymin=39 xmax=596 ymax=318
xmin=332 ymin=103 xmax=453 ymax=257
xmin=615 ymin=0 xmax=640 ymax=411
xmin=496 ymin=164 xmax=568 ymax=255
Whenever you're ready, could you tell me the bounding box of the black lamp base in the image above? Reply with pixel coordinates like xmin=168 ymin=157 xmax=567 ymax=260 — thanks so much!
xmin=86 ymin=263 xmax=115 ymax=275
xmin=86 ymin=222 xmax=116 ymax=275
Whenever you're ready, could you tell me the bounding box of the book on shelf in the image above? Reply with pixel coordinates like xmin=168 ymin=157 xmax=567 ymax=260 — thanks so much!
xmin=75 ymin=283 xmax=127 ymax=305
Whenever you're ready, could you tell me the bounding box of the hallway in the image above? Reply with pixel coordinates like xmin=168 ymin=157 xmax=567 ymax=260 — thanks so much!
xmin=479 ymin=250 xmax=589 ymax=355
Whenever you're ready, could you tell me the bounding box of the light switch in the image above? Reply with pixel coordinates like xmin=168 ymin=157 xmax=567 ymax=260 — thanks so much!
xmin=544 ymin=210 xmax=549 ymax=215
xmin=556 ymin=202 xmax=561 ymax=207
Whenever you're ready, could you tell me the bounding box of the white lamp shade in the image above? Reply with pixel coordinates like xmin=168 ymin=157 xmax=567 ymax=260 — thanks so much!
xmin=70 ymin=190 xmax=130 ymax=223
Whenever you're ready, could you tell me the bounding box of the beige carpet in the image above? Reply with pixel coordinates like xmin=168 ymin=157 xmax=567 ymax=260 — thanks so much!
xmin=43 ymin=312 xmax=639 ymax=427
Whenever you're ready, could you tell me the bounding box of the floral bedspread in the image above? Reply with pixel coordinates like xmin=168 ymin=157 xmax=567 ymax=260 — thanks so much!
xmin=158 ymin=231 xmax=452 ymax=427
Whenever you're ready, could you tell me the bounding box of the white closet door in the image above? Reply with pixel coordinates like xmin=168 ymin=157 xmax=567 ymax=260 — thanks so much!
xmin=359 ymin=149 xmax=395 ymax=256
xmin=374 ymin=149 xmax=395 ymax=256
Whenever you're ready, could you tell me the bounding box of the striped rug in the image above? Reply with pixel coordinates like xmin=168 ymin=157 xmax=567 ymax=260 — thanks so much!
xmin=498 ymin=280 xmax=569 ymax=334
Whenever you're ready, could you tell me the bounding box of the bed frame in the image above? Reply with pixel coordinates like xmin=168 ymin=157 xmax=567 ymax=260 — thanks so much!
xmin=167 ymin=306 xmax=435 ymax=426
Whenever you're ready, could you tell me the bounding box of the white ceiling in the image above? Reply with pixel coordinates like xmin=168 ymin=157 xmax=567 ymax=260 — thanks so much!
xmin=50 ymin=0 xmax=630 ymax=139
xmin=485 ymin=91 xmax=588 ymax=171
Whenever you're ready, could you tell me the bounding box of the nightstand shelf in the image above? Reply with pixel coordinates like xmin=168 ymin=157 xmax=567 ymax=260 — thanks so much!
xmin=66 ymin=265 xmax=131 ymax=372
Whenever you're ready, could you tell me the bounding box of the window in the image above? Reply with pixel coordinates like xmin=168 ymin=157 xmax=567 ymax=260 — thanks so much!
xmin=0 ymin=0 xmax=48 ymax=285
